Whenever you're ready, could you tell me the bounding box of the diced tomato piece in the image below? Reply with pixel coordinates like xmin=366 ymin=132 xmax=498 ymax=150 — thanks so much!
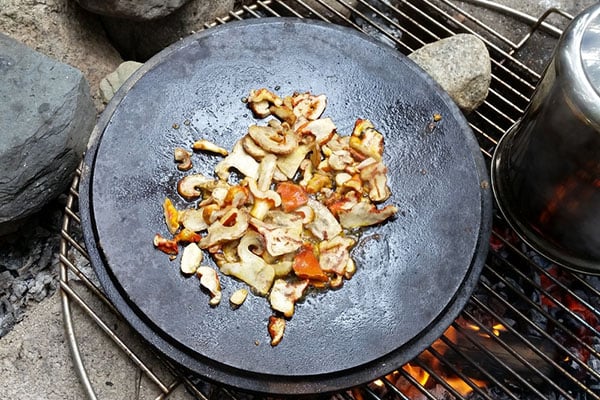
xmin=293 ymin=244 xmax=328 ymax=282
xmin=276 ymin=182 xmax=309 ymax=212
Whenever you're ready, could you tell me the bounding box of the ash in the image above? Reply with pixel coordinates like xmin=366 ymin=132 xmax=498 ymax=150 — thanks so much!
xmin=0 ymin=197 xmax=65 ymax=337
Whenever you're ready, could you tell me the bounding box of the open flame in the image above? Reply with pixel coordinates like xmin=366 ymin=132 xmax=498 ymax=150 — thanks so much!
xmin=386 ymin=320 xmax=491 ymax=398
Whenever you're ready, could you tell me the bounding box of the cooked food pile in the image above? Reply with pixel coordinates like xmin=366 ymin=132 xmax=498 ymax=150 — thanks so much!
xmin=153 ymin=88 xmax=398 ymax=346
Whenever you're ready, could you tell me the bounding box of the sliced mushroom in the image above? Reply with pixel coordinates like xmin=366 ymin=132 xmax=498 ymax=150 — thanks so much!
xmin=318 ymin=235 xmax=356 ymax=275
xmin=248 ymin=88 xmax=283 ymax=106
xmin=269 ymin=104 xmax=297 ymax=125
xmin=153 ymin=233 xmax=178 ymax=255
xmin=174 ymin=147 xmax=192 ymax=171
xmin=248 ymin=154 xmax=281 ymax=220
xmin=338 ymin=200 xmax=398 ymax=229
xmin=192 ymin=139 xmax=229 ymax=156
xmin=275 ymin=144 xmax=312 ymax=179
xmin=268 ymin=278 xmax=309 ymax=318
xmin=250 ymin=216 xmax=303 ymax=257
xmin=178 ymin=208 xmax=209 ymax=232
xmin=358 ymin=159 xmax=391 ymax=202
xmin=198 ymin=208 xmax=249 ymax=249
xmin=294 ymin=204 xmax=315 ymax=224
xmin=229 ymin=288 xmax=248 ymax=308
xmin=247 ymin=122 xmax=297 ymax=155
xmin=163 ymin=198 xmax=180 ymax=234
xmin=173 ymin=228 xmax=201 ymax=244
xmin=248 ymin=100 xmax=271 ymax=118
xmin=328 ymin=149 xmax=354 ymax=171
xmin=268 ymin=315 xmax=286 ymax=346
xmin=197 ymin=266 xmax=222 ymax=306
xmin=349 ymin=119 xmax=384 ymax=161
xmin=181 ymin=243 xmax=203 ymax=274
xmin=215 ymin=140 xmax=260 ymax=181
xmin=305 ymin=198 xmax=342 ymax=240
xmin=241 ymin=134 xmax=269 ymax=160
xmin=219 ymin=231 xmax=275 ymax=296
xmin=296 ymin=117 xmax=336 ymax=145
xmin=292 ymin=92 xmax=327 ymax=120
xmin=177 ymin=173 xmax=216 ymax=201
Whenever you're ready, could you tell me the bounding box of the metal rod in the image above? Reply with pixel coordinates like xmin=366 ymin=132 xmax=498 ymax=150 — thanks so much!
xmin=60 ymin=282 xmax=171 ymax=394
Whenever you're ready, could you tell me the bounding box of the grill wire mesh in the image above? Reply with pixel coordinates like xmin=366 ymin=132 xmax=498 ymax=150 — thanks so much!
xmin=59 ymin=1 xmax=600 ymax=399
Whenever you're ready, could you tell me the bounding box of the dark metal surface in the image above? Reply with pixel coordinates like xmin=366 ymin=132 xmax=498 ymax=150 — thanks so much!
xmin=79 ymin=18 xmax=492 ymax=394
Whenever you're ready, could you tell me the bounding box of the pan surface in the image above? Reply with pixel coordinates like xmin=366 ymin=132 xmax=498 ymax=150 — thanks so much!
xmin=80 ymin=18 xmax=492 ymax=394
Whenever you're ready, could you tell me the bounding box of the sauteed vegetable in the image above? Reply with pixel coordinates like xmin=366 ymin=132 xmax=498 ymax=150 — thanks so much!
xmin=153 ymin=89 xmax=398 ymax=345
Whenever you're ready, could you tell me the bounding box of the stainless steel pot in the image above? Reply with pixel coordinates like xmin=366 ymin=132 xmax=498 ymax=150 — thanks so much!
xmin=491 ymin=3 xmax=600 ymax=274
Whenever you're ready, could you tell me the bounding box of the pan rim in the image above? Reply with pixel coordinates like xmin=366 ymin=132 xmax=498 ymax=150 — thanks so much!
xmin=79 ymin=17 xmax=493 ymax=395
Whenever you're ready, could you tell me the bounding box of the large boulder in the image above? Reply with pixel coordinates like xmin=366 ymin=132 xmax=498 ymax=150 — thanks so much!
xmin=101 ymin=0 xmax=235 ymax=61
xmin=0 ymin=0 xmax=123 ymax=110
xmin=0 ymin=34 xmax=96 ymax=233
xmin=73 ymin=0 xmax=191 ymax=20
xmin=409 ymin=34 xmax=491 ymax=113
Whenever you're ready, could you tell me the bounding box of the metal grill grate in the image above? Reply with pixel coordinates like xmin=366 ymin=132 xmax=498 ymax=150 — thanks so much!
xmin=59 ymin=1 xmax=600 ymax=399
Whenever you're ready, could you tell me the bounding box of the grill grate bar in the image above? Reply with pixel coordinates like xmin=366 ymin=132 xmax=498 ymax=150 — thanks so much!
xmin=56 ymin=1 xmax=600 ymax=399
xmin=437 ymin=332 xmax=522 ymax=400
xmin=492 ymin=230 xmax=600 ymax=329
xmin=478 ymin=270 xmax=600 ymax=385
xmin=483 ymin=257 xmax=600 ymax=367
xmin=421 ymin=345 xmax=496 ymax=400
xmin=459 ymin=309 xmax=552 ymax=399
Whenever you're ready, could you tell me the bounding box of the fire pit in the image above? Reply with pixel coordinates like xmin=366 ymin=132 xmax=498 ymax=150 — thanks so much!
xmin=58 ymin=1 xmax=600 ymax=399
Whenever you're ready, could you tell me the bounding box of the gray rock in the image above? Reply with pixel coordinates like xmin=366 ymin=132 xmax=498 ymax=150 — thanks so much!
xmin=101 ymin=0 xmax=235 ymax=60
xmin=0 ymin=0 xmax=123 ymax=110
xmin=99 ymin=61 xmax=144 ymax=103
xmin=0 ymin=34 xmax=96 ymax=232
xmin=408 ymin=33 xmax=491 ymax=113
xmin=74 ymin=0 xmax=191 ymax=20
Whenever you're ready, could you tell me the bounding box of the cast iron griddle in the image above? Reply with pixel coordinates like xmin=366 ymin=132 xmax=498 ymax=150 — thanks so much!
xmin=80 ymin=18 xmax=492 ymax=394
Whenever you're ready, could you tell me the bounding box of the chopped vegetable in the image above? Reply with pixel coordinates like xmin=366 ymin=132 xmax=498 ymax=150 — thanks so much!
xmin=276 ymin=182 xmax=309 ymax=212
xmin=155 ymin=89 xmax=398 ymax=346
xmin=292 ymin=244 xmax=328 ymax=282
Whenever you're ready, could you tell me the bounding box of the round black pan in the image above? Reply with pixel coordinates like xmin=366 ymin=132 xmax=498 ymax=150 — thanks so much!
xmin=79 ymin=18 xmax=492 ymax=395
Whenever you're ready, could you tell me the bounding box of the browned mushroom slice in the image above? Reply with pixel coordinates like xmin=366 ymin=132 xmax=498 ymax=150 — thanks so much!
xmin=153 ymin=233 xmax=178 ymax=255
xmin=292 ymin=92 xmax=327 ymax=120
xmin=349 ymin=119 xmax=384 ymax=161
xmin=338 ymin=201 xmax=398 ymax=229
xmin=174 ymin=147 xmax=192 ymax=171
xmin=305 ymin=198 xmax=342 ymax=241
xmin=247 ymin=121 xmax=297 ymax=155
xmin=163 ymin=198 xmax=180 ymax=234
xmin=269 ymin=104 xmax=297 ymax=125
xmin=297 ymin=117 xmax=336 ymax=145
xmin=248 ymin=88 xmax=283 ymax=106
xmin=358 ymin=157 xmax=391 ymax=202
xmin=318 ymin=235 xmax=356 ymax=275
xmin=241 ymin=134 xmax=269 ymax=160
xmin=249 ymin=216 xmax=303 ymax=257
xmin=215 ymin=140 xmax=260 ymax=181
xmin=268 ymin=279 xmax=309 ymax=318
xmin=275 ymin=144 xmax=311 ymax=179
xmin=178 ymin=208 xmax=208 ymax=232
xmin=268 ymin=315 xmax=286 ymax=346
xmin=192 ymin=139 xmax=229 ymax=156
xmin=198 ymin=208 xmax=249 ymax=249
xmin=219 ymin=231 xmax=275 ymax=296
xmin=177 ymin=173 xmax=217 ymax=201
